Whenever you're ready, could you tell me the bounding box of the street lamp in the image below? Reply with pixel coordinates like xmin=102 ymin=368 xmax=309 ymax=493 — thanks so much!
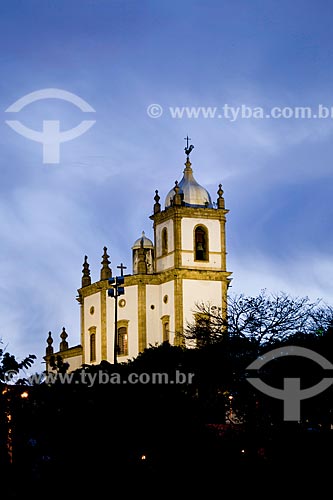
xmin=108 ymin=274 xmax=125 ymax=365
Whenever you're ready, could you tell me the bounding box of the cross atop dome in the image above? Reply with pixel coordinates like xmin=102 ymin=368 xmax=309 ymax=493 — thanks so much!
xmin=163 ymin=138 xmax=212 ymax=208
xmin=184 ymin=135 xmax=194 ymax=158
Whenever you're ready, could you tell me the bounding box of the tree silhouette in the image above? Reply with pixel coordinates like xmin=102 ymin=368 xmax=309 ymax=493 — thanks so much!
xmin=184 ymin=289 xmax=333 ymax=347
xmin=0 ymin=340 xmax=36 ymax=384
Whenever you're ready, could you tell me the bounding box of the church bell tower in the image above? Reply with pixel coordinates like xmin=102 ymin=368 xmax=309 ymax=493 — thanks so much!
xmin=150 ymin=137 xmax=232 ymax=344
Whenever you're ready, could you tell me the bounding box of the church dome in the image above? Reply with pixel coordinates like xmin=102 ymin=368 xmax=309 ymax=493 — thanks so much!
xmin=132 ymin=231 xmax=154 ymax=249
xmin=165 ymin=160 xmax=213 ymax=208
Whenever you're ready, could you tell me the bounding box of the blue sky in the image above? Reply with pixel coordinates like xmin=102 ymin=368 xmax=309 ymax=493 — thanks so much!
xmin=1 ymin=0 xmax=333 ymax=372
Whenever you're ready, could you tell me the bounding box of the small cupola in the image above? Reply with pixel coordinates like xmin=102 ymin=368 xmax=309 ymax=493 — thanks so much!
xmin=132 ymin=231 xmax=154 ymax=275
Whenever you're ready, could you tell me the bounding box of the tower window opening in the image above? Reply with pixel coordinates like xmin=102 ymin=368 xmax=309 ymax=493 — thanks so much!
xmin=90 ymin=332 xmax=96 ymax=362
xmin=161 ymin=227 xmax=168 ymax=256
xmin=161 ymin=315 xmax=170 ymax=344
xmin=118 ymin=326 xmax=128 ymax=356
xmin=163 ymin=321 xmax=169 ymax=343
xmin=195 ymin=226 xmax=208 ymax=261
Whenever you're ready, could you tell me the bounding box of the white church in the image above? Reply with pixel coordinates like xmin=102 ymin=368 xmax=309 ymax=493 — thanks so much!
xmin=45 ymin=141 xmax=232 ymax=371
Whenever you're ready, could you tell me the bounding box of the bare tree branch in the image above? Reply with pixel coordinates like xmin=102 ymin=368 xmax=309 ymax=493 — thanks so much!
xmin=183 ymin=289 xmax=333 ymax=347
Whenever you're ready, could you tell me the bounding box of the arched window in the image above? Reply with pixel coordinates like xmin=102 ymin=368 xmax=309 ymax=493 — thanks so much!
xmin=194 ymin=226 xmax=208 ymax=261
xmin=118 ymin=326 xmax=128 ymax=356
xmin=89 ymin=327 xmax=96 ymax=362
xmin=163 ymin=322 xmax=169 ymax=343
xmin=161 ymin=315 xmax=170 ymax=343
xmin=161 ymin=227 xmax=168 ymax=256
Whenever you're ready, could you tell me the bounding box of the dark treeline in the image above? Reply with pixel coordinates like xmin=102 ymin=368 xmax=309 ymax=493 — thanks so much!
xmin=1 ymin=291 xmax=333 ymax=496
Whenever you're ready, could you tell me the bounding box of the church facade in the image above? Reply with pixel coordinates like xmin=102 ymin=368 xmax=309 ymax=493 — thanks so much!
xmin=45 ymin=143 xmax=232 ymax=371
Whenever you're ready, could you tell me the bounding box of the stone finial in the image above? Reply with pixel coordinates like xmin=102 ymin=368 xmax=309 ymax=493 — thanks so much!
xmin=154 ymin=190 xmax=161 ymax=214
xmin=82 ymin=255 xmax=91 ymax=287
xmin=137 ymin=244 xmax=147 ymax=274
xmin=173 ymin=180 xmax=182 ymax=206
xmin=46 ymin=331 xmax=54 ymax=356
xmin=184 ymin=157 xmax=192 ymax=170
xmin=100 ymin=246 xmax=112 ymax=280
xmin=60 ymin=327 xmax=69 ymax=351
xmin=217 ymin=183 xmax=225 ymax=209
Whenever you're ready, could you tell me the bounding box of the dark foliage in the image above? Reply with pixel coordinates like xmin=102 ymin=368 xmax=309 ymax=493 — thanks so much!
xmin=2 ymin=293 xmax=333 ymax=495
xmin=0 ymin=345 xmax=36 ymax=384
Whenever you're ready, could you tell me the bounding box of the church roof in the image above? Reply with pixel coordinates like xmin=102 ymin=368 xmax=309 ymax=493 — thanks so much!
xmin=132 ymin=231 xmax=154 ymax=249
xmin=165 ymin=159 xmax=213 ymax=208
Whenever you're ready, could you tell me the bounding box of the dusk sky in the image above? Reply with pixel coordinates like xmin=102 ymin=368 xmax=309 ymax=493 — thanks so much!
xmin=1 ymin=0 xmax=333 ymax=373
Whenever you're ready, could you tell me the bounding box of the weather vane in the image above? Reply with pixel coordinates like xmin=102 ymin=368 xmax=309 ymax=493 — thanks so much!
xmin=184 ymin=135 xmax=194 ymax=157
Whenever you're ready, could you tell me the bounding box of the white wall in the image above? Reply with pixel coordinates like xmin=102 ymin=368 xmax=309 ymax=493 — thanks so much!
xmin=182 ymin=218 xmax=221 ymax=251
xmin=155 ymin=219 xmax=175 ymax=272
xmin=182 ymin=279 xmax=222 ymax=330
xmin=156 ymin=219 xmax=174 ymax=256
xmin=156 ymin=253 xmax=174 ymax=272
xmin=145 ymin=280 xmax=175 ymax=346
xmin=161 ymin=280 xmax=175 ymax=344
xmin=106 ymin=285 xmax=138 ymax=362
xmin=146 ymin=284 xmax=160 ymax=346
xmin=67 ymin=355 xmax=83 ymax=372
xmin=181 ymin=218 xmax=222 ymax=269
xmin=181 ymin=252 xmax=221 ymax=268
xmin=83 ymin=292 xmax=102 ymax=364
